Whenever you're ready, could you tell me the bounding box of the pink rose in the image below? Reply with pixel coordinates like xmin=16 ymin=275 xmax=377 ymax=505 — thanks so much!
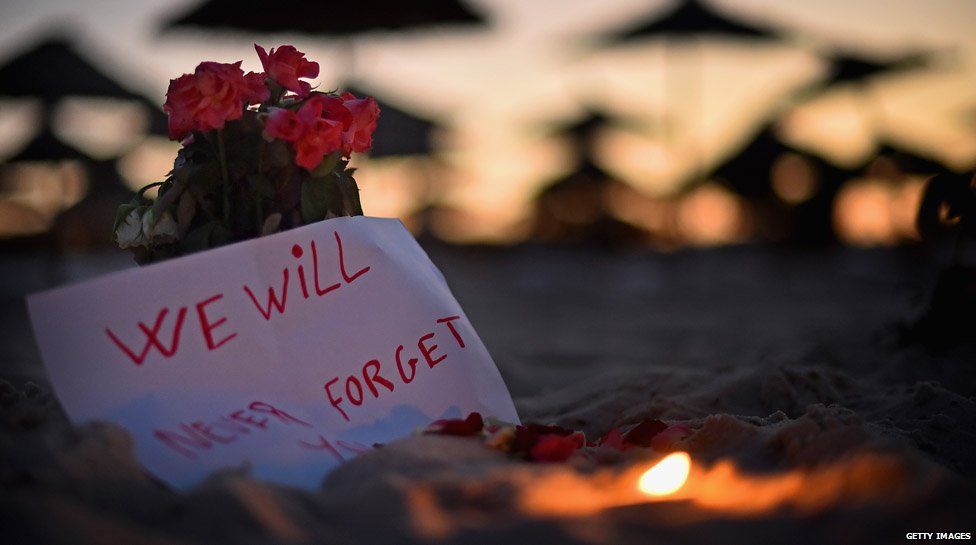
xmin=243 ymin=71 xmax=271 ymax=104
xmin=293 ymin=116 xmax=342 ymax=170
xmin=163 ymin=61 xmax=268 ymax=140
xmin=339 ymin=92 xmax=380 ymax=155
xmin=260 ymin=92 xmax=380 ymax=170
xmin=263 ymin=108 xmax=304 ymax=142
xmin=255 ymin=44 xmax=319 ymax=97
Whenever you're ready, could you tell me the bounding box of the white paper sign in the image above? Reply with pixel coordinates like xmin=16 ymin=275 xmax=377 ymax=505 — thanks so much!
xmin=28 ymin=216 xmax=519 ymax=489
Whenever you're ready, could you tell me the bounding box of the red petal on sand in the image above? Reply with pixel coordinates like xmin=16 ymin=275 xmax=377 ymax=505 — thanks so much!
xmin=622 ymin=419 xmax=668 ymax=447
xmin=598 ymin=428 xmax=627 ymax=451
xmin=529 ymin=432 xmax=586 ymax=462
xmin=426 ymin=412 xmax=484 ymax=436
xmin=511 ymin=423 xmax=576 ymax=455
xmin=649 ymin=424 xmax=692 ymax=452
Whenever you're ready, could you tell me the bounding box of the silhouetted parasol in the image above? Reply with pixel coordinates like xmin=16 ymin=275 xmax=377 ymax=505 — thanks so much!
xmin=0 ymin=38 xmax=142 ymax=101
xmin=712 ymin=125 xmax=854 ymax=244
xmin=714 ymin=127 xmax=793 ymax=198
xmin=343 ymin=85 xmax=438 ymax=157
xmin=162 ymin=0 xmax=485 ymax=35
xmin=822 ymin=51 xmax=931 ymax=87
xmin=609 ymin=0 xmax=780 ymax=42
xmin=602 ymin=0 xmax=783 ymax=182
xmin=2 ymin=128 xmax=92 ymax=163
xmin=545 ymin=110 xmax=621 ymax=150
xmin=138 ymin=97 xmax=171 ymax=137
xmin=531 ymin=111 xmax=647 ymax=245
xmin=52 ymin=159 xmax=135 ymax=249
xmin=867 ymin=144 xmax=948 ymax=177
xmin=803 ymin=51 xmax=935 ymax=169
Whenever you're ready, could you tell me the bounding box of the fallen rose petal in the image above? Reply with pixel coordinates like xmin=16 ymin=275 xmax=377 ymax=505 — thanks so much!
xmin=511 ymin=422 xmax=576 ymax=456
xmin=529 ymin=432 xmax=586 ymax=462
xmin=650 ymin=424 xmax=693 ymax=452
xmin=425 ymin=412 xmax=484 ymax=436
xmin=622 ymin=418 xmax=668 ymax=447
xmin=598 ymin=427 xmax=627 ymax=451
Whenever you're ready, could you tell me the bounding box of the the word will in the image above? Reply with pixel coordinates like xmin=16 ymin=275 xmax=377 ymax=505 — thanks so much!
xmin=104 ymin=230 xmax=371 ymax=366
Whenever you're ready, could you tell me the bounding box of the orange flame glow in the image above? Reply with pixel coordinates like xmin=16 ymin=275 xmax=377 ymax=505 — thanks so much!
xmin=516 ymin=452 xmax=934 ymax=518
xmin=638 ymin=452 xmax=691 ymax=496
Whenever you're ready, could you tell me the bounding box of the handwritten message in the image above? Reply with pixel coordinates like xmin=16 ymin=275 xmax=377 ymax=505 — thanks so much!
xmin=28 ymin=217 xmax=519 ymax=489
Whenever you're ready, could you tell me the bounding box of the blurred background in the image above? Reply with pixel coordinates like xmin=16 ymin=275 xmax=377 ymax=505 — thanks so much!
xmin=1 ymin=0 xmax=975 ymax=249
xmin=1 ymin=0 xmax=975 ymax=389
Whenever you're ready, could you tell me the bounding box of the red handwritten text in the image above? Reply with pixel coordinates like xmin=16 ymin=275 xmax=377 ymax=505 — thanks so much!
xmin=243 ymin=230 xmax=371 ymax=321
xmin=153 ymin=400 xmax=311 ymax=460
xmin=324 ymin=315 xmax=466 ymax=421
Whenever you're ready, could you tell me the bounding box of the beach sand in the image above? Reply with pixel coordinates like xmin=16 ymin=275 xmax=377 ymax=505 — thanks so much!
xmin=1 ymin=243 xmax=974 ymax=544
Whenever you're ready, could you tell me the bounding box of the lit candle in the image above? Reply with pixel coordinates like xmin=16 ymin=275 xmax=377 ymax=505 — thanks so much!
xmin=638 ymin=451 xmax=691 ymax=496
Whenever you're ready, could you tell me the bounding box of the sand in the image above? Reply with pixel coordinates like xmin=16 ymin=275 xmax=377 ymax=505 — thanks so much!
xmin=1 ymin=243 xmax=975 ymax=544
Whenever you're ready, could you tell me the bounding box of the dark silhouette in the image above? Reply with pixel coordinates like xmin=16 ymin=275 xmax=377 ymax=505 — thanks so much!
xmin=606 ymin=0 xmax=781 ymax=42
xmin=0 ymin=35 xmax=146 ymax=249
xmin=162 ymin=0 xmax=486 ymax=35
xmin=343 ymin=84 xmax=439 ymax=158
xmin=51 ymin=159 xmax=134 ymax=250
xmin=0 ymin=37 xmax=143 ymax=101
xmin=2 ymin=127 xmax=92 ymax=163
xmin=530 ymin=111 xmax=647 ymax=246
xmin=711 ymin=126 xmax=853 ymax=244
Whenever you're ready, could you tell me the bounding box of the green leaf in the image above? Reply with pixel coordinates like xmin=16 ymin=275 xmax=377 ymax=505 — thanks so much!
xmin=301 ymin=176 xmax=340 ymax=223
xmin=112 ymin=203 xmax=138 ymax=233
xmin=211 ymin=224 xmax=233 ymax=246
xmin=176 ymin=191 xmax=197 ymax=237
xmin=311 ymin=151 xmax=342 ymax=178
xmin=267 ymin=140 xmax=293 ymax=169
xmin=187 ymin=161 xmax=220 ymax=192
xmin=248 ymin=173 xmax=276 ymax=199
xmin=179 ymin=221 xmax=218 ymax=254
xmin=334 ymin=168 xmax=364 ymax=216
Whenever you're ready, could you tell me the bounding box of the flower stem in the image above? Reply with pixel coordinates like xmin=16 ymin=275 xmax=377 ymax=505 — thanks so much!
xmin=216 ymin=130 xmax=231 ymax=224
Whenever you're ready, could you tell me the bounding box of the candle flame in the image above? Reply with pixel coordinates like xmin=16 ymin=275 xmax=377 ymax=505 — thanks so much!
xmin=638 ymin=451 xmax=691 ymax=496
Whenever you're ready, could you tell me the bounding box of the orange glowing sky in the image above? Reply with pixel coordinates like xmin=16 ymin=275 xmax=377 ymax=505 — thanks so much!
xmin=1 ymin=0 xmax=975 ymax=240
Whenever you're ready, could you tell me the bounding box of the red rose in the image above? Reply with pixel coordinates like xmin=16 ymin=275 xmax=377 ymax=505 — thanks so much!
xmin=339 ymin=92 xmax=380 ymax=155
xmin=293 ymin=117 xmax=342 ymax=170
xmin=255 ymin=44 xmax=319 ymax=97
xmin=244 ymin=71 xmax=271 ymax=104
xmin=263 ymin=108 xmax=304 ymax=142
xmin=529 ymin=432 xmax=585 ymax=462
xmin=304 ymin=93 xmax=380 ymax=155
xmin=163 ymin=61 xmax=267 ymax=140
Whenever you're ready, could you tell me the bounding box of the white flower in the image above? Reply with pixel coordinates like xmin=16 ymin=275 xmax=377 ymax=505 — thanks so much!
xmin=115 ymin=208 xmax=147 ymax=249
xmin=142 ymin=209 xmax=178 ymax=244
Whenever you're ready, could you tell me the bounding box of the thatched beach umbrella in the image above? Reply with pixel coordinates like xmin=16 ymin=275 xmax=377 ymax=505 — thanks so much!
xmin=162 ymin=0 xmax=484 ymax=35
xmin=531 ymin=111 xmax=647 ymax=245
xmin=610 ymin=0 xmax=778 ymax=42
xmin=0 ymin=36 xmax=169 ymax=142
xmin=162 ymin=0 xmax=488 ymax=84
xmin=602 ymin=0 xmax=783 ymax=182
xmin=51 ymin=159 xmax=135 ymax=249
xmin=0 ymin=38 xmax=143 ymax=101
xmin=342 ymin=84 xmax=439 ymax=158
xmin=2 ymin=128 xmax=92 ymax=164
xmin=713 ymin=126 xmax=853 ymax=244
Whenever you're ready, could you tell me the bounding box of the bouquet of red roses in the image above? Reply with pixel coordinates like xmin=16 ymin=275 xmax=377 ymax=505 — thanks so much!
xmin=114 ymin=45 xmax=380 ymax=264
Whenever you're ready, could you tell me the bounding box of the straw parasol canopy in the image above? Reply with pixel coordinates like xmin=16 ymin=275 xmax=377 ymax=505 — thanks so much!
xmin=162 ymin=0 xmax=485 ymax=35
